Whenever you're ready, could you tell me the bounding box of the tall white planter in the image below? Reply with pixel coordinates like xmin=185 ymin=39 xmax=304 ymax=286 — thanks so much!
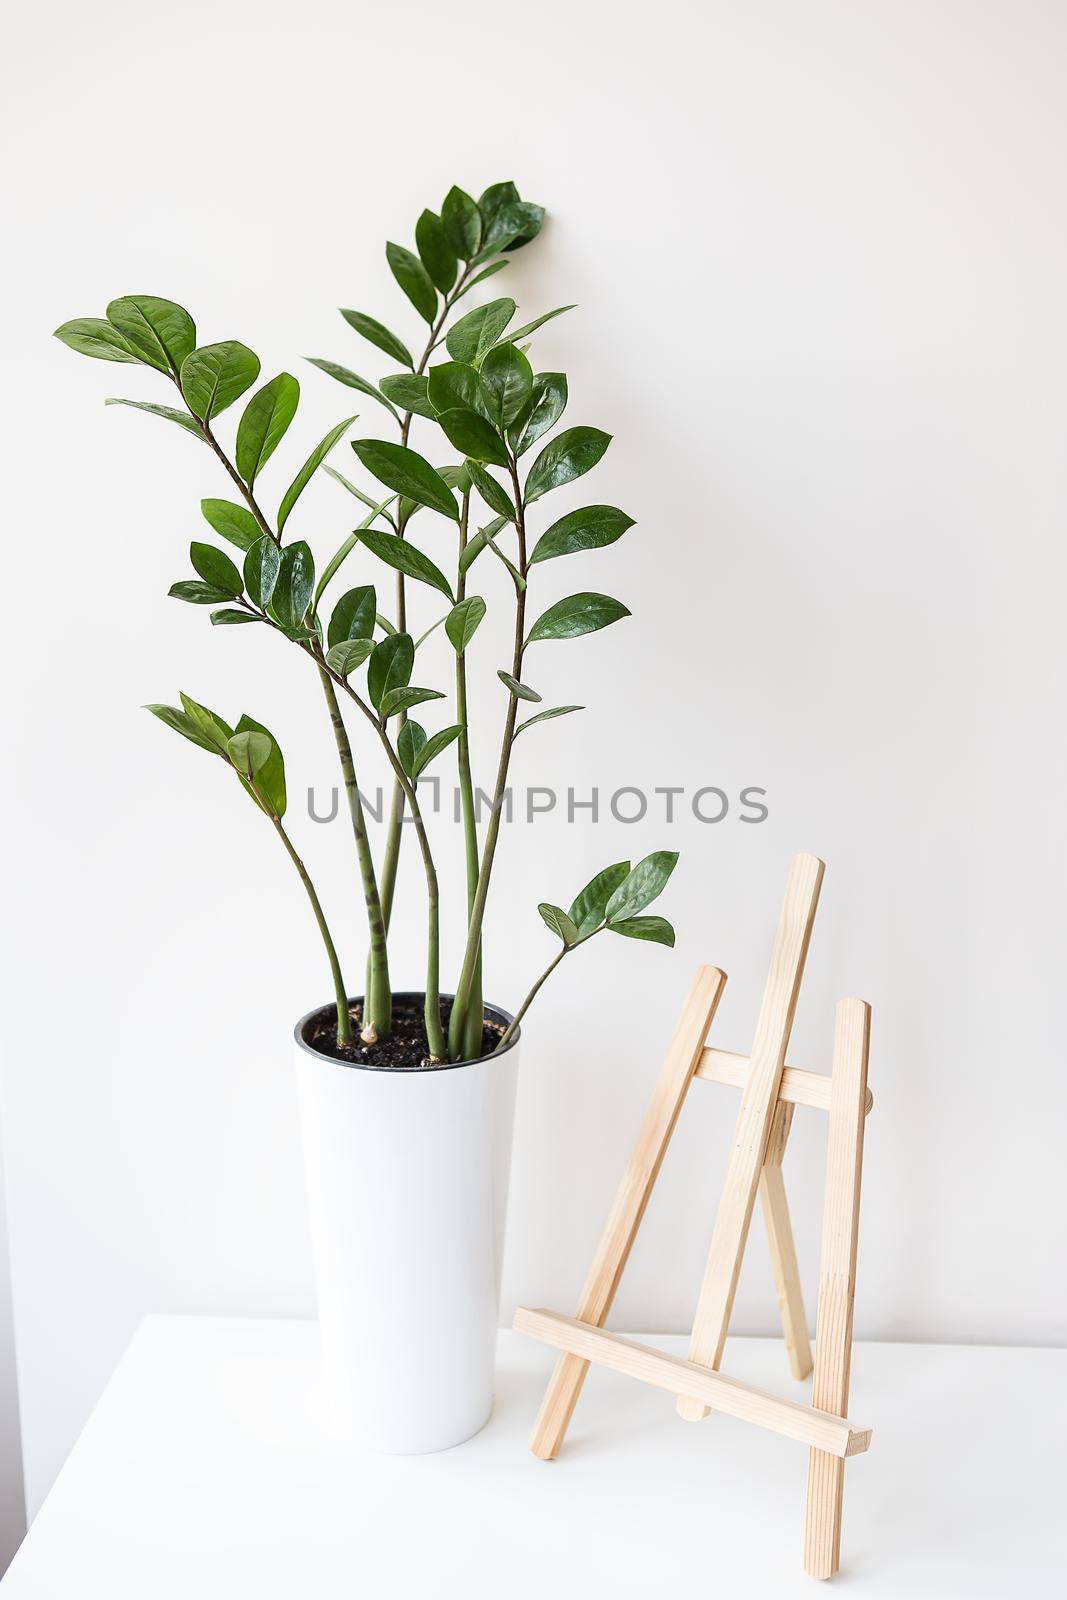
xmin=294 ymin=996 xmax=520 ymax=1454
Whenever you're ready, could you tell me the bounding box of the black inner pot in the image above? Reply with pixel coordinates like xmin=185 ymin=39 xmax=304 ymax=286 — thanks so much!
xmin=294 ymin=992 xmax=519 ymax=1073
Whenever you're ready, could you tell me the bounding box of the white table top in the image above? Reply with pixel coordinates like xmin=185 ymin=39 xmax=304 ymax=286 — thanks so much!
xmin=2 ymin=1318 xmax=1063 ymax=1596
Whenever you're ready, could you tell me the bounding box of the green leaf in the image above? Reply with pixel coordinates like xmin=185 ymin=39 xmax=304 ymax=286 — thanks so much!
xmin=427 ymin=360 xmax=490 ymax=418
xmin=234 ymin=714 xmax=286 ymax=818
xmin=54 ymin=317 xmax=141 ymax=363
xmin=323 ymin=468 xmax=395 ymax=515
xmin=458 ymin=515 xmax=508 ymax=575
xmin=379 ymin=374 xmax=436 ymax=420
xmin=445 ymin=595 xmax=486 ymax=653
xmin=179 ymin=693 xmax=233 ymax=753
xmin=604 ymin=851 xmax=680 ymax=923
xmin=513 ymin=704 xmax=584 ymax=737
xmin=144 ymin=703 xmax=223 ymax=755
xmin=243 ymin=536 xmax=280 ymax=609
xmin=278 ymin=415 xmax=355 ymax=534
xmin=410 ymin=723 xmax=462 ymax=779
xmin=227 ymin=729 xmax=273 ymax=778
xmin=529 ymin=505 xmax=634 ymax=566
xmin=485 ymin=531 xmax=526 ymax=590
xmin=568 ymin=860 xmax=631 ymax=937
xmin=501 ymin=201 xmax=544 ymax=251
xmin=325 ymin=637 xmax=374 ymax=677
xmin=358 ymin=529 xmax=453 ymax=601
xmin=509 ymin=372 xmax=567 ymax=456
xmin=105 ymin=398 xmax=203 ymax=439
xmin=210 ymin=608 xmax=257 ymax=626
xmin=190 ymin=541 xmax=242 ymax=596
xmin=235 ymin=372 xmax=299 ymax=484
xmin=504 ymin=306 xmax=576 ymax=344
xmin=441 ymin=186 xmax=482 ymax=259
xmin=479 ymin=342 xmax=533 ymax=429
xmin=527 ymin=591 xmax=630 ymax=644
xmin=435 ymin=406 xmax=508 ymax=467
xmin=200 ymin=498 xmax=261 ymax=552
xmin=305 ymin=359 xmax=398 ymax=419
xmin=180 ymin=341 xmax=261 ymax=423
xmin=368 ymin=632 xmax=414 ymax=712
xmin=351 ymin=439 xmax=458 ymax=520
xmin=498 ymin=670 xmax=540 ymax=701
xmin=398 ymin=719 xmax=427 ymax=778
xmin=477 ymin=182 xmax=521 ymax=250
xmin=607 ymin=916 xmax=676 ymax=948
xmin=106 ymin=296 xmax=195 ymax=373
xmin=269 ymin=540 xmax=315 ymax=633
xmin=340 ymin=309 xmax=413 ymax=369
xmin=525 ymin=426 xmax=611 ymax=503
xmin=455 ymin=261 xmax=508 ymax=297
xmin=380 ymin=685 xmax=445 ymax=718
xmin=416 ymin=209 xmax=458 ymax=293
xmin=538 ymin=902 xmax=579 ymax=946
xmin=464 ymin=460 xmax=514 ymax=520
xmin=445 ymin=299 xmax=516 ymax=366
xmin=375 ymin=612 xmax=397 ymax=636
xmin=386 ymin=241 xmax=437 ymax=325
xmin=328 ymin=584 xmax=377 ymax=648
xmin=169 ymin=579 xmax=235 ymax=604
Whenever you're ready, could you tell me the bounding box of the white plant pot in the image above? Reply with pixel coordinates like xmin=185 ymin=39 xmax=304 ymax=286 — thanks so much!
xmin=294 ymin=995 xmax=520 ymax=1454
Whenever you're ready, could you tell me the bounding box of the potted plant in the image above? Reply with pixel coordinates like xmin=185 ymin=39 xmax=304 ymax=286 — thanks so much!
xmin=55 ymin=179 xmax=680 ymax=1453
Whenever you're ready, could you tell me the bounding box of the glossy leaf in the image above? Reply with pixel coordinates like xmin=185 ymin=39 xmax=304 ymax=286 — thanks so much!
xmin=180 ymin=341 xmax=260 ymax=423
xmin=380 ymin=685 xmax=445 ymax=718
xmin=200 ymin=498 xmax=261 ymax=551
xmin=416 ymin=209 xmax=458 ymax=293
xmin=190 ymin=541 xmax=242 ymax=596
xmin=351 ymin=439 xmax=458 ymax=520
xmin=435 ymin=405 xmax=508 ymax=466
xmin=270 ymin=540 xmax=315 ymax=632
xmin=445 ymin=595 xmax=486 ymax=653
xmin=243 ymin=536 xmax=281 ymax=609
xmin=568 ymin=860 xmax=630 ymax=937
xmin=464 ymin=460 xmax=514 ymax=519
xmin=445 ymin=299 xmax=516 ymax=366
xmin=441 ymin=186 xmax=482 ymax=259
xmin=604 ymin=851 xmax=680 ymax=924
xmin=498 ymin=670 xmax=540 ymax=702
xmin=305 ymin=359 xmax=398 ymax=419
xmin=479 ymin=342 xmax=533 ymax=431
xmin=607 ymin=915 xmax=676 ymax=947
xmin=328 ymin=584 xmax=376 ymax=648
xmin=538 ymin=902 xmax=579 ymax=946
xmin=524 ymin=426 xmax=611 ymax=503
xmin=144 ymin=703 xmax=222 ymax=755
xmin=513 ymin=704 xmax=585 ymax=737
xmin=398 ymin=719 xmax=427 ymax=778
xmin=168 ymin=580 xmax=234 ymax=604
xmin=210 ymin=608 xmax=257 ymax=625
xmin=105 ymin=398 xmax=202 ymax=438
xmin=477 ymin=182 xmax=523 ymax=253
xmin=234 ymin=372 xmax=299 ymax=485
xmin=458 ymin=514 xmax=509 ymax=574
xmin=235 ymin=713 xmax=286 ymax=818
xmin=427 ymin=360 xmax=489 ymax=418
xmin=529 ymin=505 xmax=634 ymax=566
xmin=358 ymin=529 xmax=453 ymax=600
xmin=527 ymin=591 xmax=630 ymax=644
xmin=504 ymin=305 xmax=576 ymax=344
xmin=509 ymin=372 xmax=567 ymax=456
xmin=410 ymin=723 xmax=462 ymax=779
xmin=386 ymin=241 xmax=437 ymax=325
xmin=227 ymin=729 xmax=273 ymax=778
xmin=325 ymin=637 xmax=374 ymax=677
xmin=278 ymin=415 xmax=355 ymax=533
xmin=323 ymin=467 xmax=395 ymax=515
xmin=106 ymin=296 xmax=195 ymax=373
xmin=379 ymin=373 xmax=436 ymax=420
xmin=340 ymin=309 xmax=413 ymax=369
xmin=179 ymin=693 xmax=232 ymax=754
xmin=54 ymin=317 xmax=140 ymax=363
xmin=367 ymin=632 xmax=414 ymax=712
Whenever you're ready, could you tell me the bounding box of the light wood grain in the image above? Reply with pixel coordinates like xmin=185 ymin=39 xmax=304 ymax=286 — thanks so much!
xmin=515 ymin=1310 xmax=871 ymax=1458
xmin=759 ymin=1101 xmax=813 ymax=1381
xmin=528 ymin=967 xmax=727 ymax=1460
xmin=696 ymin=1047 xmax=873 ymax=1116
xmin=678 ymin=853 xmax=825 ymax=1419
xmin=803 ymin=997 xmax=871 ymax=1581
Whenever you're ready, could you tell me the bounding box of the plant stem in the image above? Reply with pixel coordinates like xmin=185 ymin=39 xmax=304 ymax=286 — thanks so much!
xmin=495 ymin=928 xmax=602 ymax=1054
xmin=318 ymin=668 xmax=391 ymax=1042
xmin=448 ymin=452 xmax=527 ymax=1059
xmin=262 ymin=792 xmax=352 ymax=1049
xmin=454 ymin=490 xmax=484 ymax=1061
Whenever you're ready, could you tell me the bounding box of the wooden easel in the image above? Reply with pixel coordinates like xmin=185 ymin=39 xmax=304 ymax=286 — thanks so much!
xmin=514 ymin=854 xmax=873 ymax=1580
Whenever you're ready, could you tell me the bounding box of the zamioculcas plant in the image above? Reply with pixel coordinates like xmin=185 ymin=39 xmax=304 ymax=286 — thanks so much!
xmin=54 ymin=178 xmax=679 ymax=1069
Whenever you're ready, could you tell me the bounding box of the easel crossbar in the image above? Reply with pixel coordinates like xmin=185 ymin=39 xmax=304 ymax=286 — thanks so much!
xmin=514 ymin=1310 xmax=872 ymax=1459
xmin=696 ymin=1048 xmax=874 ymax=1116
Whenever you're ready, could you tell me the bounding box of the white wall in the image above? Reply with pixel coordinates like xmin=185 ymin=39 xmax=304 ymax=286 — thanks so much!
xmin=2 ymin=0 xmax=1065 ymax=1518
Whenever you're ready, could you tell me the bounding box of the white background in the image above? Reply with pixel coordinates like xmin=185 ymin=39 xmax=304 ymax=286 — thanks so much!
xmin=2 ymin=0 xmax=1065 ymax=1523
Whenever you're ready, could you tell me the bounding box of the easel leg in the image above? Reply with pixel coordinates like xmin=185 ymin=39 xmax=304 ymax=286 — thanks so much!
xmin=529 ymin=966 xmax=727 ymax=1459
xmin=759 ymin=1101 xmax=813 ymax=1381
xmin=803 ymin=998 xmax=871 ymax=1580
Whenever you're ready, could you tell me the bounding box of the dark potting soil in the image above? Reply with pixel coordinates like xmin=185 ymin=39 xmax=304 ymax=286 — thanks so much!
xmin=304 ymin=995 xmax=506 ymax=1071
